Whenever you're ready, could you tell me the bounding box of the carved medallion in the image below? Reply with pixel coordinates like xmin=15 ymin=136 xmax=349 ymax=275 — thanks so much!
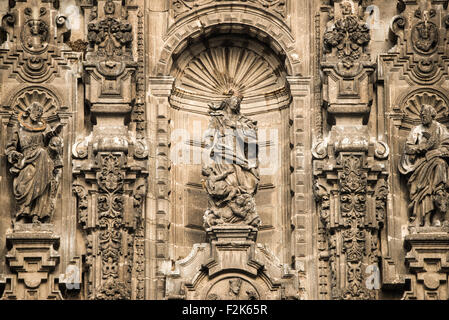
xmin=411 ymin=9 xmax=438 ymax=55
xmin=172 ymin=0 xmax=286 ymax=18
xmin=20 ymin=19 xmax=49 ymax=54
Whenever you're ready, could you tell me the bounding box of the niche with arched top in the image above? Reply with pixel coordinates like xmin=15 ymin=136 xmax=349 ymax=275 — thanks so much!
xmin=168 ymin=32 xmax=293 ymax=264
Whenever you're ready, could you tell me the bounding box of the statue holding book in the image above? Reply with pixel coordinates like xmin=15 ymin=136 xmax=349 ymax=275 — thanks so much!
xmin=399 ymin=104 xmax=449 ymax=228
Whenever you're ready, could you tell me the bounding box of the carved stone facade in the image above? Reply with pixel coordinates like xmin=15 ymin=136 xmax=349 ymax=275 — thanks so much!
xmin=1 ymin=0 xmax=449 ymax=300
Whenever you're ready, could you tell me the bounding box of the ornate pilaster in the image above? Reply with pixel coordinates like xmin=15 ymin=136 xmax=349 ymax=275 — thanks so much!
xmin=73 ymin=0 xmax=147 ymax=300
xmin=313 ymin=0 xmax=387 ymax=300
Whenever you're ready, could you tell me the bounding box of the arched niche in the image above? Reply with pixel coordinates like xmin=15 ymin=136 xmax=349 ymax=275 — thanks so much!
xmin=156 ymin=5 xmax=301 ymax=77
xmin=168 ymin=31 xmax=293 ymax=264
xmin=170 ymin=34 xmax=291 ymax=114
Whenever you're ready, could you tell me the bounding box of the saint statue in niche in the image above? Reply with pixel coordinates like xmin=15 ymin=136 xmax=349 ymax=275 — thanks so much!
xmin=202 ymin=92 xmax=261 ymax=229
xmin=399 ymin=104 xmax=449 ymax=228
xmin=6 ymin=102 xmax=64 ymax=223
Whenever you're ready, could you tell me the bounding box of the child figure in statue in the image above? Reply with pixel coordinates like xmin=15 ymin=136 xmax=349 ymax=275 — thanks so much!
xmin=6 ymin=102 xmax=63 ymax=223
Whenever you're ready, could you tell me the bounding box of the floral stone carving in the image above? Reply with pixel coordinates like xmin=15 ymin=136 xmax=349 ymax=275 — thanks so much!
xmin=399 ymin=104 xmax=449 ymax=229
xmin=172 ymin=0 xmax=286 ymax=18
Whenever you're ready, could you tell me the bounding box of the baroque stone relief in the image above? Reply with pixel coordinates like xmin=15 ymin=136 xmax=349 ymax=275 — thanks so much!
xmin=95 ymin=153 xmax=131 ymax=299
xmin=167 ymin=27 xmax=293 ymax=268
xmin=21 ymin=17 xmax=49 ymax=54
xmin=202 ymin=93 xmax=261 ymax=229
xmin=380 ymin=0 xmax=449 ymax=297
xmin=170 ymin=38 xmax=290 ymax=114
xmin=314 ymin=153 xmax=385 ymax=300
xmin=163 ymin=227 xmax=300 ymax=300
xmin=206 ymin=277 xmax=259 ymax=300
xmin=87 ymin=1 xmax=132 ymax=56
xmin=171 ymin=0 xmax=286 ymax=18
xmin=72 ymin=0 xmax=148 ymax=300
xmin=4 ymin=87 xmax=65 ymax=224
xmin=389 ymin=0 xmax=449 ymax=84
xmin=0 ymin=0 xmax=71 ymax=83
xmin=0 ymin=0 xmax=78 ymax=301
xmin=411 ymin=9 xmax=439 ymax=55
xmin=399 ymin=104 xmax=449 ymax=230
xmin=6 ymin=101 xmax=63 ymax=223
xmin=402 ymin=90 xmax=449 ymax=124
xmin=313 ymin=0 xmax=388 ymax=300
xmin=323 ymin=0 xmax=370 ymax=69
xmin=4 ymin=0 xmax=449 ymax=301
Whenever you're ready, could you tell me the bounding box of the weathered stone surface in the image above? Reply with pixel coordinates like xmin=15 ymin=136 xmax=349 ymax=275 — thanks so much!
xmin=1 ymin=0 xmax=449 ymax=300
xmin=163 ymin=225 xmax=299 ymax=300
xmin=1 ymin=223 xmax=62 ymax=300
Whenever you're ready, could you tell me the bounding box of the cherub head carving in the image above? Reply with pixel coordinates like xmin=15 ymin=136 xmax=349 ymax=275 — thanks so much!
xmin=340 ymin=1 xmax=353 ymax=16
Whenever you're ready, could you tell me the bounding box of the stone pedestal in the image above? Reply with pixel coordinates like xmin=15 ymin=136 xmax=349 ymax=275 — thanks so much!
xmin=1 ymin=223 xmax=62 ymax=300
xmin=403 ymin=232 xmax=449 ymax=300
xmin=206 ymin=225 xmax=258 ymax=242
xmin=164 ymin=225 xmax=299 ymax=300
xmin=206 ymin=226 xmax=259 ymax=277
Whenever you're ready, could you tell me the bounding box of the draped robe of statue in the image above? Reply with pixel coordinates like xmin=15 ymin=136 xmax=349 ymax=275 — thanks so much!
xmin=399 ymin=120 xmax=449 ymax=226
xmin=202 ymin=96 xmax=261 ymax=228
xmin=6 ymin=114 xmax=62 ymax=222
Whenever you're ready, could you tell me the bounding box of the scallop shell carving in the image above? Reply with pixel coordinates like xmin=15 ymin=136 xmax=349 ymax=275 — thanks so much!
xmin=12 ymin=89 xmax=59 ymax=119
xmin=175 ymin=46 xmax=285 ymax=101
xmin=404 ymin=92 xmax=448 ymax=120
